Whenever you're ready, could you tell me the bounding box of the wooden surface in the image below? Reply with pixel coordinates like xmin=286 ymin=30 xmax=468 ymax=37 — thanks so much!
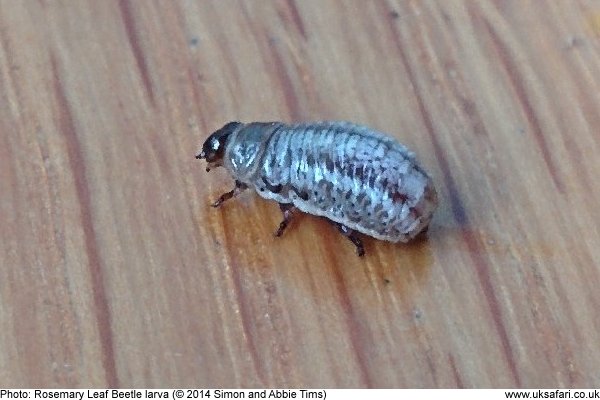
xmin=1 ymin=0 xmax=600 ymax=388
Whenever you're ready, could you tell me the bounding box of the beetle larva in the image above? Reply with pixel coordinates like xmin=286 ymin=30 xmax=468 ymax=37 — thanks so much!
xmin=196 ymin=121 xmax=437 ymax=256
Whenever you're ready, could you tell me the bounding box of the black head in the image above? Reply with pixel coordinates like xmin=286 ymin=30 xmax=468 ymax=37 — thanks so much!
xmin=196 ymin=122 xmax=242 ymax=170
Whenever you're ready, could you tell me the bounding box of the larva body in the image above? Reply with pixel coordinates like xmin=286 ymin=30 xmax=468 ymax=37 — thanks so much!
xmin=197 ymin=121 xmax=437 ymax=252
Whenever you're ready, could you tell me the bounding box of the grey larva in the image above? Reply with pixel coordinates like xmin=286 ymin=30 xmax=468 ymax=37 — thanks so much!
xmin=196 ymin=121 xmax=438 ymax=256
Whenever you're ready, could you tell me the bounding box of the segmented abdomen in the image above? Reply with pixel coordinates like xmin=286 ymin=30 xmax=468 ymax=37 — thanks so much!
xmin=252 ymin=121 xmax=436 ymax=243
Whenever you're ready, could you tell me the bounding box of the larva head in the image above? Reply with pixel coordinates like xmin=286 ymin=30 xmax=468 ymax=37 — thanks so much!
xmin=196 ymin=122 xmax=242 ymax=172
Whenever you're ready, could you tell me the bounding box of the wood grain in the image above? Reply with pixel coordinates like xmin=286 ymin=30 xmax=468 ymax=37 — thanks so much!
xmin=1 ymin=0 xmax=600 ymax=388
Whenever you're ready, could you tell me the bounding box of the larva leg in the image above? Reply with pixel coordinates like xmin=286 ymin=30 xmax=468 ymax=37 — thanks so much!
xmin=274 ymin=203 xmax=297 ymax=237
xmin=211 ymin=180 xmax=248 ymax=208
xmin=335 ymin=223 xmax=365 ymax=257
